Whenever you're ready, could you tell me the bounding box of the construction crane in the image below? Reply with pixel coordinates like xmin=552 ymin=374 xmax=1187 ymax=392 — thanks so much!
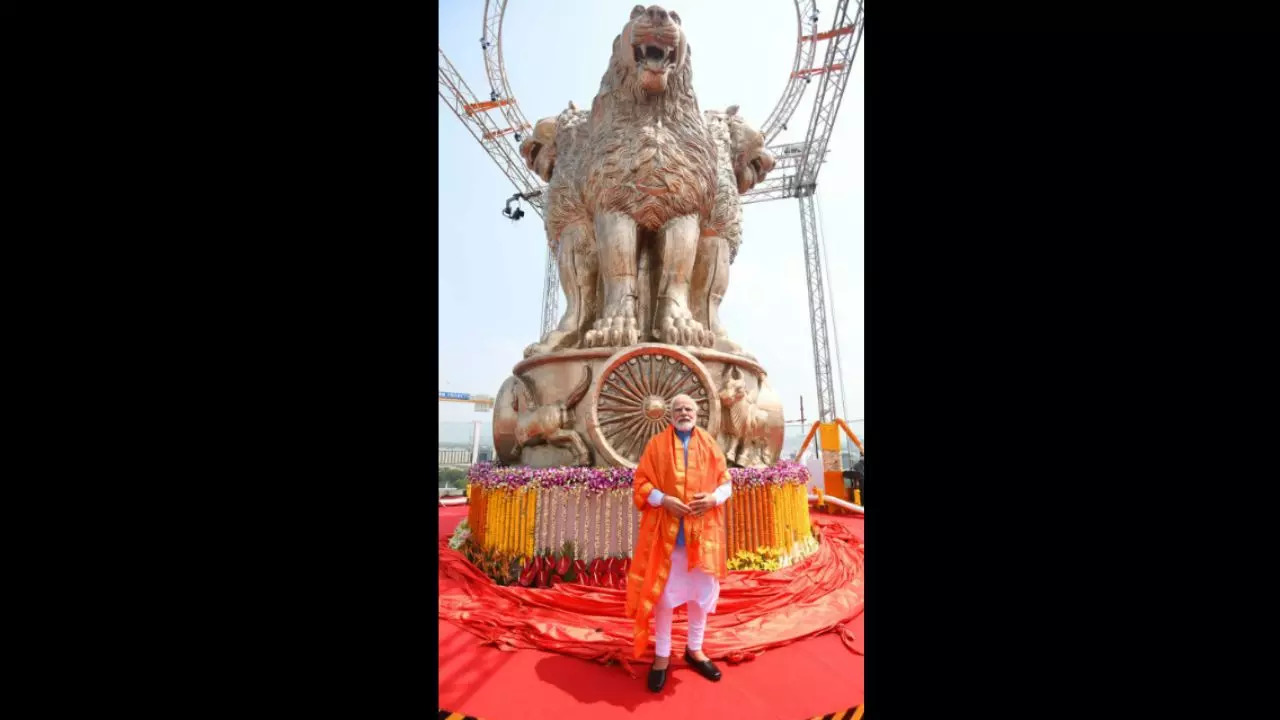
xmin=438 ymin=391 xmax=495 ymax=412
xmin=439 ymin=0 xmax=864 ymax=426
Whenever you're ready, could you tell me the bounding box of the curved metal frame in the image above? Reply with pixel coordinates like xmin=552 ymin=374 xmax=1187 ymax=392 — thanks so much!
xmin=760 ymin=0 xmax=819 ymax=143
xmin=482 ymin=1 xmax=816 ymax=150
xmin=481 ymin=0 xmax=534 ymax=151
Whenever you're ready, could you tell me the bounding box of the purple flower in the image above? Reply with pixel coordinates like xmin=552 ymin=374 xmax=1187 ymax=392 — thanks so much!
xmin=466 ymin=459 xmax=810 ymax=492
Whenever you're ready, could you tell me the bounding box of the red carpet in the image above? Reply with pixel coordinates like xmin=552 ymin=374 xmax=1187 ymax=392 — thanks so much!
xmin=438 ymin=505 xmax=864 ymax=719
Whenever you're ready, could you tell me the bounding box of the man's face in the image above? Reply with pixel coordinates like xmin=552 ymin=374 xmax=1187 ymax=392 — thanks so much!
xmin=672 ymin=398 xmax=697 ymax=431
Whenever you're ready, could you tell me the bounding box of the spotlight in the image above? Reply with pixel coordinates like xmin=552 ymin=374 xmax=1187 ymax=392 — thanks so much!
xmin=514 ymin=132 xmax=522 ymax=142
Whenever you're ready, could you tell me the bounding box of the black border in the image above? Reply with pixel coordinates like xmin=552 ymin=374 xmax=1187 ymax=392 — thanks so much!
xmin=154 ymin=10 xmax=442 ymax=714
xmin=868 ymin=19 xmax=1275 ymax=715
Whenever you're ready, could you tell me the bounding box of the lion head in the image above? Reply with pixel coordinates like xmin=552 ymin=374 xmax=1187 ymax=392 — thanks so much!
xmin=608 ymin=5 xmax=690 ymax=98
xmin=521 ymin=102 xmax=590 ymax=185
xmin=520 ymin=116 xmax=559 ymax=182
xmin=722 ymin=106 xmax=775 ymax=193
xmin=703 ymin=106 xmax=773 ymax=258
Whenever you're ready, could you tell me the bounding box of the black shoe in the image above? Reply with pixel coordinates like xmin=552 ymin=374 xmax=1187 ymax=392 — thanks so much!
xmin=647 ymin=664 xmax=668 ymax=693
xmin=684 ymin=648 xmax=722 ymax=682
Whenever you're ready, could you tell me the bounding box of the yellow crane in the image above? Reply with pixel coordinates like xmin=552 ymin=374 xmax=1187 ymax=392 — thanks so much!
xmin=438 ymin=391 xmax=494 ymax=412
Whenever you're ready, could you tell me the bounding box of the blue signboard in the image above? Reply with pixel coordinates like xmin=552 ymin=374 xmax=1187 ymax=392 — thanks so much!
xmin=439 ymin=391 xmax=471 ymax=400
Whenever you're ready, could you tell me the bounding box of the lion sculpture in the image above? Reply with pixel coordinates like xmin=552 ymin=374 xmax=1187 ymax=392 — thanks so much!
xmin=519 ymin=5 xmax=773 ymax=357
xmin=520 ymin=103 xmax=597 ymax=356
xmin=694 ymin=105 xmax=774 ymax=353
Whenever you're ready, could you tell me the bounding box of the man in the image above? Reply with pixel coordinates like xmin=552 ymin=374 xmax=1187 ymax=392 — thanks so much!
xmin=625 ymin=393 xmax=734 ymax=693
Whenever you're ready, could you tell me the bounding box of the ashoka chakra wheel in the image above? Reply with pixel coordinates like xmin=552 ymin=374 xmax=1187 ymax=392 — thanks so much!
xmin=586 ymin=344 xmax=721 ymax=468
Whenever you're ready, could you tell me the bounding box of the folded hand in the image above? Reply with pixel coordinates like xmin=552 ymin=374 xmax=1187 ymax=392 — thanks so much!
xmin=688 ymin=492 xmax=716 ymax=516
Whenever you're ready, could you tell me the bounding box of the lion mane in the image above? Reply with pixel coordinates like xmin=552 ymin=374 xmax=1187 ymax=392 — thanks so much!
xmin=703 ymin=106 xmax=775 ymax=263
xmin=581 ymin=8 xmax=716 ymax=231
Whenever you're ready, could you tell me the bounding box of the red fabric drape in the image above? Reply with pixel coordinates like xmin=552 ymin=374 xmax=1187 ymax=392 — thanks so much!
xmin=439 ymin=517 xmax=863 ymax=676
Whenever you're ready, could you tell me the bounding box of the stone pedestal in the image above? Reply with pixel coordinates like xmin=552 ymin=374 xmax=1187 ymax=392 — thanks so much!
xmin=493 ymin=343 xmax=783 ymax=468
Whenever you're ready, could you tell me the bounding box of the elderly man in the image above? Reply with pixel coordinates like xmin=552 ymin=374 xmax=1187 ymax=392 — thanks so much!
xmin=625 ymin=393 xmax=734 ymax=693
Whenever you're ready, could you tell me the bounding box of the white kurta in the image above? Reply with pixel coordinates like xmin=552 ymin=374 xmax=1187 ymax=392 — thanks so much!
xmin=647 ymin=481 xmax=733 ymax=613
xmin=660 ymin=545 xmax=721 ymax=612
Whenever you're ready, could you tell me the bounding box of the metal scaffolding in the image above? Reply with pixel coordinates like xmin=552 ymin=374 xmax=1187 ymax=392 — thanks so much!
xmin=760 ymin=0 xmax=820 ymax=144
xmin=437 ymin=47 xmax=545 ymax=210
xmin=798 ymin=194 xmax=837 ymax=422
xmin=793 ymin=0 xmax=864 ymax=421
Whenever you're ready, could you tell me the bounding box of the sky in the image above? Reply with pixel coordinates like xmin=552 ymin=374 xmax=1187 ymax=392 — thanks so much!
xmin=438 ymin=0 xmax=864 ymax=456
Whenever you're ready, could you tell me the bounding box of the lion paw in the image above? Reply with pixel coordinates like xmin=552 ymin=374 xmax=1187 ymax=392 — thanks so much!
xmin=655 ymin=305 xmax=712 ymax=347
xmin=585 ymin=300 xmax=639 ymax=347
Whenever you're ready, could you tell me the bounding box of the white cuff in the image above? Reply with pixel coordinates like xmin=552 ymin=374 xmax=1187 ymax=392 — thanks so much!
xmin=647 ymin=488 xmax=665 ymax=507
xmin=712 ymin=482 xmax=733 ymax=506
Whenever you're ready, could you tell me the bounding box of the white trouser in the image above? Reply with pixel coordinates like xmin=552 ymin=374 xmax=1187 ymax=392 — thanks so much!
xmin=653 ymin=546 xmax=714 ymax=657
xmin=654 ymin=593 xmax=709 ymax=657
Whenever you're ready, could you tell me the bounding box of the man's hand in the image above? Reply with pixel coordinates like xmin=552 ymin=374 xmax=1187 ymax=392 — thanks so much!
xmin=661 ymin=495 xmax=692 ymax=518
xmin=688 ymin=492 xmax=716 ymax=516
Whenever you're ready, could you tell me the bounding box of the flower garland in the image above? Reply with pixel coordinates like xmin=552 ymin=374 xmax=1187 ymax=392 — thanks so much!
xmin=595 ymin=490 xmax=604 ymax=559
xmin=604 ymin=487 xmax=612 ymax=559
xmin=462 ymin=461 xmax=818 ymax=578
xmin=559 ymin=480 xmax=568 ymax=551
xmin=466 ymin=461 xmax=811 ymax=491
xmin=576 ymin=484 xmax=586 ymax=558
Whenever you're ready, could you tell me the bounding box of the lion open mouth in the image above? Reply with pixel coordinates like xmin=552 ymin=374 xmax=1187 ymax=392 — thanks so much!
xmin=632 ymin=40 xmax=677 ymax=70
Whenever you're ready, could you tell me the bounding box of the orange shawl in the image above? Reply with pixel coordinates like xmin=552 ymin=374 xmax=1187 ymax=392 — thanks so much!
xmin=624 ymin=425 xmax=731 ymax=658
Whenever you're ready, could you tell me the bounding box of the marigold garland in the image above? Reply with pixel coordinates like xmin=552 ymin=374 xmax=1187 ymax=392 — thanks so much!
xmin=768 ymin=484 xmax=778 ymax=545
xmin=757 ymin=484 xmax=768 ymax=545
xmin=506 ymin=490 xmax=514 ymax=554
xmin=504 ymin=486 xmax=514 ymax=556
xmin=615 ymin=488 xmax=624 ymax=556
xmin=504 ymin=490 xmax=512 ymax=553
xmin=737 ymin=492 xmax=745 ymax=556
xmin=483 ymin=488 xmax=493 ymax=550
xmin=498 ymin=490 xmax=506 ymax=554
xmin=496 ymin=490 xmax=504 ymax=554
